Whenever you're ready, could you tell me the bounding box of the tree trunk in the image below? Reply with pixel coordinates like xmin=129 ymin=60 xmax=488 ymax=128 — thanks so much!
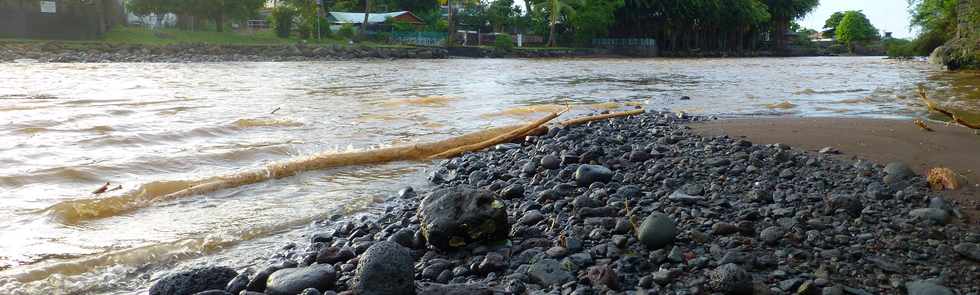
xmin=447 ymin=0 xmax=455 ymax=46
xmin=215 ymin=13 xmax=224 ymax=32
xmin=361 ymin=0 xmax=371 ymax=38
xmin=547 ymin=0 xmax=557 ymax=47
xmin=774 ymin=17 xmax=788 ymax=52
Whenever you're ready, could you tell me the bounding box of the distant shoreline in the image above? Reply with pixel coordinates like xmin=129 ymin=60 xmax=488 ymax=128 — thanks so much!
xmin=0 ymin=41 xmax=876 ymax=63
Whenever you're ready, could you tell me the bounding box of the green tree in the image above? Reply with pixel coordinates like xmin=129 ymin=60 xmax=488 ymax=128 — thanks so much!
xmin=569 ymin=0 xmax=623 ymax=45
xmin=764 ymin=0 xmax=820 ymax=51
xmin=835 ymin=10 xmax=879 ymax=53
xmin=908 ymin=0 xmax=959 ymax=55
xmin=127 ymin=0 xmax=265 ymax=32
xmin=487 ymin=0 xmax=519 ymax=32
xmin=822 ymin=11 xmax=844 ymax=36
xmin=531 ymin=0 xmax=582 ymax=47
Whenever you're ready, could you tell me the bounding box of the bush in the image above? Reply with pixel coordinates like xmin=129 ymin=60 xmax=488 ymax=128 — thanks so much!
xmin=884 ymin=38 xmax=916 ymax=58
xmin=389 ymin=19 xmax=415 ymax=33
xmin=315 ymin=18 xmax=332 ymax=39
xmin=297 ymin=21 xmax=312 ymax=39
xmin=338 ymin=23 xmax=356 ymax=40
xmin=271 ymin=7 xmax=296 ymax=38
xmin=493 ymin=34 xmax=514 ymax=51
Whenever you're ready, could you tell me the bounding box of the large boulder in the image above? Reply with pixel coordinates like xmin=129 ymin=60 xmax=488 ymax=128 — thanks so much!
xmin=149 ymin=267 xmax=238 ymax=295
xmin=638 ymin=212 xmax=676 ymax=249
xmin=417 ymin=186 xmax=509 ymax=250
xmin=265 ymin=264 xmax=337 ymax=295
xmin=353 ymin=241 xmax=416 ymax=295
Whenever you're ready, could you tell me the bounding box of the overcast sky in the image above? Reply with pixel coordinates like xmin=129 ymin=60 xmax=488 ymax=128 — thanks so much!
xmin=513 ymin=0 xmax=917 ymax=39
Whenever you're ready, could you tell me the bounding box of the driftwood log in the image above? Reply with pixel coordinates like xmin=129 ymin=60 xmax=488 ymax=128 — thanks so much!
xmin=53 ymin=108 xmax=646 ymax=224
xmin=918 ymin=86 xmax=980 ymax=129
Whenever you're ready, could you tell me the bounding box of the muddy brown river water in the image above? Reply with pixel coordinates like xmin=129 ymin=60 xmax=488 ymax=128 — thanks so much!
xmin=0 ymin=57 xmax=976 ymax=294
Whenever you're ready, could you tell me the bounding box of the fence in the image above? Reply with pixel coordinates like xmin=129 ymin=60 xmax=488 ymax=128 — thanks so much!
xmin=391 ymin=32 xmax=447 ymax=47
xmin=592 ymin=38 xmax=658 ymax=49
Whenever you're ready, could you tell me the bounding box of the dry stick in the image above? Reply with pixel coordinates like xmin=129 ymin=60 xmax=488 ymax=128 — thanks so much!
xmin=429 ymin=108 xmax=568 ymax=159
xmin=918 ymin=87 xmax=980 ymax=130
xmin=559 ymin=109 xmax=645 ymax=127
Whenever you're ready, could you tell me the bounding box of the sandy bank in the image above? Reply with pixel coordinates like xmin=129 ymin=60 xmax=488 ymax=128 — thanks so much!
xmin=692 ymin=117 xmax=980 ymax=222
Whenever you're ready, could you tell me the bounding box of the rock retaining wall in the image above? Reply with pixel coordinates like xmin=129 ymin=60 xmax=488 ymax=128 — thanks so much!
xmin=0 ymin=42 xmax=451 ymax=62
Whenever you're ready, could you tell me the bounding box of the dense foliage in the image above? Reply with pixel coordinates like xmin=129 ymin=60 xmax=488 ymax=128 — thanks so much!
xmin=493 ymin=33 xmax=514 ymax=50
xmin=834 ymin=11 xmax=878 ymax=53
xmin=127 ymin=0 xmax=266 ymax=32
xmin=908 ymin=0 xmax=960 ymax=55
xmin=822 ymin=11 xmax=843 ymax=37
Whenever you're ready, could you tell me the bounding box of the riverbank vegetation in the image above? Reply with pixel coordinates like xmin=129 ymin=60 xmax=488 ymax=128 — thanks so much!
xmin=16 ymin=0 xmax=976 ymax=62
xmin=884 ymin=0 xmax=979 ymax=63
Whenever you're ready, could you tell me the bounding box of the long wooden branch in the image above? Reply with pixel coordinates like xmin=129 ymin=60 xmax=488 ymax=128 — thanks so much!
xmin=428 ymin=107 xmax=569 ymax=159
xmin=560 ymin=109 xmax=646 ymax=127
xmin=917 ymin=86 xmax=980 ymax=130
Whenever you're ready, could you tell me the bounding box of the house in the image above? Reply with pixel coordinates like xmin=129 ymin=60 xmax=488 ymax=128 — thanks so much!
xmin=326 ymin=11 xmax=424 ymax=32
xmin=0 ymin=0 xmax=126 ymax=40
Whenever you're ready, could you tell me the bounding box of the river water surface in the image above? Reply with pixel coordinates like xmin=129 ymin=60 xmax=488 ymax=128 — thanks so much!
xmin=0 ymin=57 xmax=976 ymax=294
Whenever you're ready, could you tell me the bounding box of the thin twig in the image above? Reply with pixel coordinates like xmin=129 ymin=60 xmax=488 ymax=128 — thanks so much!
xmin=270 ymin=107 xmax=281 ymax=114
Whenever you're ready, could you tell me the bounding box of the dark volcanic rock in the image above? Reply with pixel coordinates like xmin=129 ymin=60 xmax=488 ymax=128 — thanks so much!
xmin=708 ymin=263 xmax=753 ymax=295
xmin=417 ymin=186 xmax=509 ymax=250
xmin=909 ymin=208 xmax=950 ymax=224
xmin=196 ymin=111 xmax=975 ymax=295
xmin=417 ymin=283 xmax=494 ymax=295
xmin=638 ymin=212 xmax=676 ymax=249
xmin=527 ymin=259 xmax=574 ymax=286
xmin=149 ymin=267 xmax=238 ymax=295
xmin=574 ymin=165 xmax=613 ymax=186
xmin=265 ymin=264 xmax=337 ymax=295
xmin=905 ymin=280 xmax=954 ymax=295
xmin=353 ymin=241 xmax=415 ymax=295
xmin=953 ymin=243 xmax=980 ymax=261
xmin=224 ymin=272 xmax=249 ymax=294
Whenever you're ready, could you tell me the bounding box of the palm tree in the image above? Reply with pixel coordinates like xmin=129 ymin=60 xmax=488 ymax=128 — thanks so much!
xmin=532 ymin=0 xmax=580 ymax=47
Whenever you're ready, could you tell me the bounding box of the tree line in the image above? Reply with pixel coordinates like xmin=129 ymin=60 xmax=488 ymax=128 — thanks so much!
xmin=125 ymin=0 xmax=978 ymax=56
xmin=126 ymin=0 xmax=827 ymax=52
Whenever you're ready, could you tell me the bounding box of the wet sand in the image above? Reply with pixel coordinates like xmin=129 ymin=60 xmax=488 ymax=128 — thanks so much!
xmin=692 ymin=117 xmax=980 ymax=223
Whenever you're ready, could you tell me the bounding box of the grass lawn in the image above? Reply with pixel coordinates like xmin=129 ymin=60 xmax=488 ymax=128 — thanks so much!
xmin=102 ymin=26 xmax=357 ymax=46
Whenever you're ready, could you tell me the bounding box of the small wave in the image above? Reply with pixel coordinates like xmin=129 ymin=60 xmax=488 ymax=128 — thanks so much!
xmin=588 ymin=102 xmax=623 ymax=110
xmin=43 ymin=180 xmax=209 ymax=224
xmin=481 ymin=104 xmax=568 ymax=118
xmin=380 ymin=96 xmax=456 ymax=108
xmin=0 ymin=167 xmax=103 ymax=187
xmin=232 ymin=118 xmax=304 ymax=128
xmin=829 ymin=98 xmax=869 ymax=104
xmin=766 ymin=101 xmax=798 ymax=110
xmin=4 ymin=202 xmax=367 ymax=285
xmin=793 ymin=88 xmax=869 ymax=95
xmin=13 ymin=127 xmax=48 ymax=135
xmin=0 ymin=94 xmax=60 ymax=100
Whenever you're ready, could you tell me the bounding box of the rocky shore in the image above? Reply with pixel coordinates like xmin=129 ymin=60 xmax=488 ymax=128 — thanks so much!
xmin=149 ymin=111 xmax=978 ymax=295
xmin=0 ymin=42 xmax=611 ymax=63
xmin=0 ymin=42 xmax=450 ymax=63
